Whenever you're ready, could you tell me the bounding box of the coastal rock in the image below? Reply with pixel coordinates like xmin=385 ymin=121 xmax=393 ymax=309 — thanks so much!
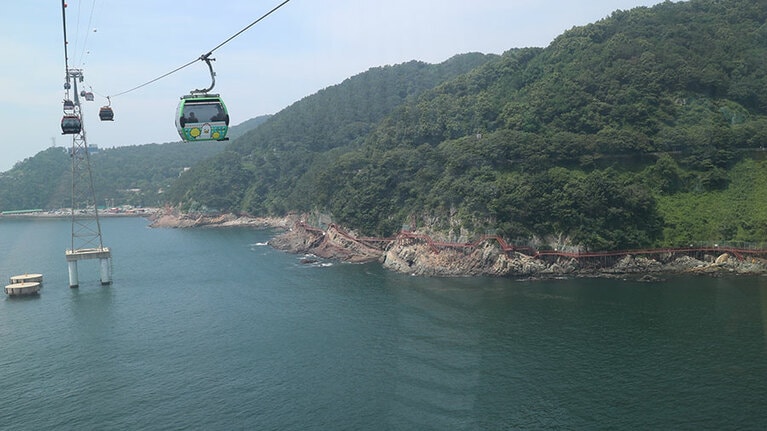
xmin=715 ymin=253 xmax=731 ymax=265
xmin=683 ymin=254 xmax=767 ymax=275
xmin=381 ymin=236 xmax=547 ymax=277
xmin=269 ymin=224 xmax=381 ymax=263
xmin=313 ymin=226 xmax=382 ymax=263
xmin=663 ymin=255 xmax=707 ymax=272
xmin=148 ymin=211 xmax=201 ymax=228
xmin=541 ymin=257 xmax=580 ymax=275
xmin=149 ymin=209 xmax=294 ymax=229
xmin=268 ymin=223 xmax=325 ymax=253
xmin=730 ymin=259 xmax=767 ymax=274
xmin=605 ymin=255 xmax=664 ymax=273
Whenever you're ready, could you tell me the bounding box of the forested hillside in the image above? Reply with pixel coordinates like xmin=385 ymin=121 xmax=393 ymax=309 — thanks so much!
xmin=0 ymin=142 xmax=225 ymax=210
xmin=166 ymin=0 xmax=767 ymax=250
xmin=0 ymin=115 xmax=273 ymax=211
xmin=166 ymin=53 xmax=498 ymax=213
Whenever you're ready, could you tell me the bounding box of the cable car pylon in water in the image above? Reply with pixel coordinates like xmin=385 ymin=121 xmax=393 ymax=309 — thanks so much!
xmin=176 ymin=54 xmax=229 ymax=142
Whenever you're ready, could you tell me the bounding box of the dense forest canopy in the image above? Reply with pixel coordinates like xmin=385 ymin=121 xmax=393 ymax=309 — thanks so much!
xmin=4 ymin=0 xmax=767 ymax=251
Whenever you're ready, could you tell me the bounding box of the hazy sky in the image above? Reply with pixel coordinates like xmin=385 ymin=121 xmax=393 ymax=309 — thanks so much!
xmin=0 ymin=0 xmax=668 ymax=171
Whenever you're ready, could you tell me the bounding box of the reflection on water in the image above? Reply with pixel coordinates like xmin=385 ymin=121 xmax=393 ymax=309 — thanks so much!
xmin=383 ymin=275 xmax=767 ymax=430
xmin=391 ymin=283 xmax=481 ymax=430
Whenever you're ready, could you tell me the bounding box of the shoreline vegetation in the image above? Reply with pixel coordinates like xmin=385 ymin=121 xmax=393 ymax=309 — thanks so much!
xmin=146 ymin=209 xmax=767 ymax=279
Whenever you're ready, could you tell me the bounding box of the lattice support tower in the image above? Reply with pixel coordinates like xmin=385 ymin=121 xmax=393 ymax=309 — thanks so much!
xmin=64 ymin=68 xmax=112 ymax=288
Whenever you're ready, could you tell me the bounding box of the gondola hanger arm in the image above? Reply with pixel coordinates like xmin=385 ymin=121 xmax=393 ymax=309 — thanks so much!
xmin=191 ymin=54 xmax=216 ymax=95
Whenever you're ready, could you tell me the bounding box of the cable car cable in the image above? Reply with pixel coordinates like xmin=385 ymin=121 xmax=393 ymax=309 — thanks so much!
xmin=109 ymin=58 xmax=199 ymax=98
xmin=61 ymin=0 xmax=70 ymax=76
xmin=205 ymin=0 xmax=291 ymax=57
xmin=105 ymin=0 xmax=292 ymax=99
xmin=75 ymin=0 xmax=99 ymax=67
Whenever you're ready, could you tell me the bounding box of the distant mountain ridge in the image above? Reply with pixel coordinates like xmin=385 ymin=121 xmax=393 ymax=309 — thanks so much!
xmin=0 ymin=116 xmax=268 ymax=210
xmin=227 ymin=115 xmax=271 ymax=140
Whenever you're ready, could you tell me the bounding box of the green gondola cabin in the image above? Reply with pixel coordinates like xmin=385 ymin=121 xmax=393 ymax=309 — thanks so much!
xmin=175 ymin=94 xmax=229 ymax=142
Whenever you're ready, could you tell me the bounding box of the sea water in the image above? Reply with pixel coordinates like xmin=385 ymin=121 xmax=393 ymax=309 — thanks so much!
xmin=0 ymin=217 xmax=766 ymax=430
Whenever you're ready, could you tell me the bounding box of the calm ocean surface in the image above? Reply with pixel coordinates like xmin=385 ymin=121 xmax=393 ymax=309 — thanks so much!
xmin=0 ymin=217 xmax=766 ymax=430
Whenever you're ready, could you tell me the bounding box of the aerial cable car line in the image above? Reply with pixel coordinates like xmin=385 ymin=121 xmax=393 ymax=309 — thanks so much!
xmin=60 ymin=0 xmax=112 ymax=286
xmin=107 ymin=0 xmax=292 ymax=99
xmin=87 ymin=0 xmax=292 ymax=141
xmin=74 ymin=0 xmax=98 ymax=67
xmin=61 ymin=1 xmax=70 ymax=75
xmin=61 ymin=1 xmax=84 ymax=134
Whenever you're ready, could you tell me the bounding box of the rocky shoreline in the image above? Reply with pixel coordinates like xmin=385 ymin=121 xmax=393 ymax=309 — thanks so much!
xmin=147 ymin=210 xmax=767 ymax=278
xmin=148 ymin=209 xmax=295 ymax=230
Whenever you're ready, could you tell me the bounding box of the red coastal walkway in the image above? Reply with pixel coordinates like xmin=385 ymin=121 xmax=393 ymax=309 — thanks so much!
xmin=297 ymin=222 xmax=767 ymax=262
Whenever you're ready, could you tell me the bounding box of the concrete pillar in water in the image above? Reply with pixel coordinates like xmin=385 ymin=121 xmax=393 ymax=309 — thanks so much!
xmin=100 ymin=258 xmax=112 ymax=285
xmin=68 ymin=260 xmax=79 ymax=288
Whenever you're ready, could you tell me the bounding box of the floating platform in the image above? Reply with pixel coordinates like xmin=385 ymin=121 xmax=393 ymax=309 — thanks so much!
xmin=9 ymin=273 xmax=43 ymax=284
xmin=65 ymin=248 xmax=111 ymax=261
xmin=5 ymin=282 xmax=41 ymax=296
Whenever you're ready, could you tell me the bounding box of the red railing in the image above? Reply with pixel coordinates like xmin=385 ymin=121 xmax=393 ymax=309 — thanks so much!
xmin=294 ymin=222 xmax=766 ymax=261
